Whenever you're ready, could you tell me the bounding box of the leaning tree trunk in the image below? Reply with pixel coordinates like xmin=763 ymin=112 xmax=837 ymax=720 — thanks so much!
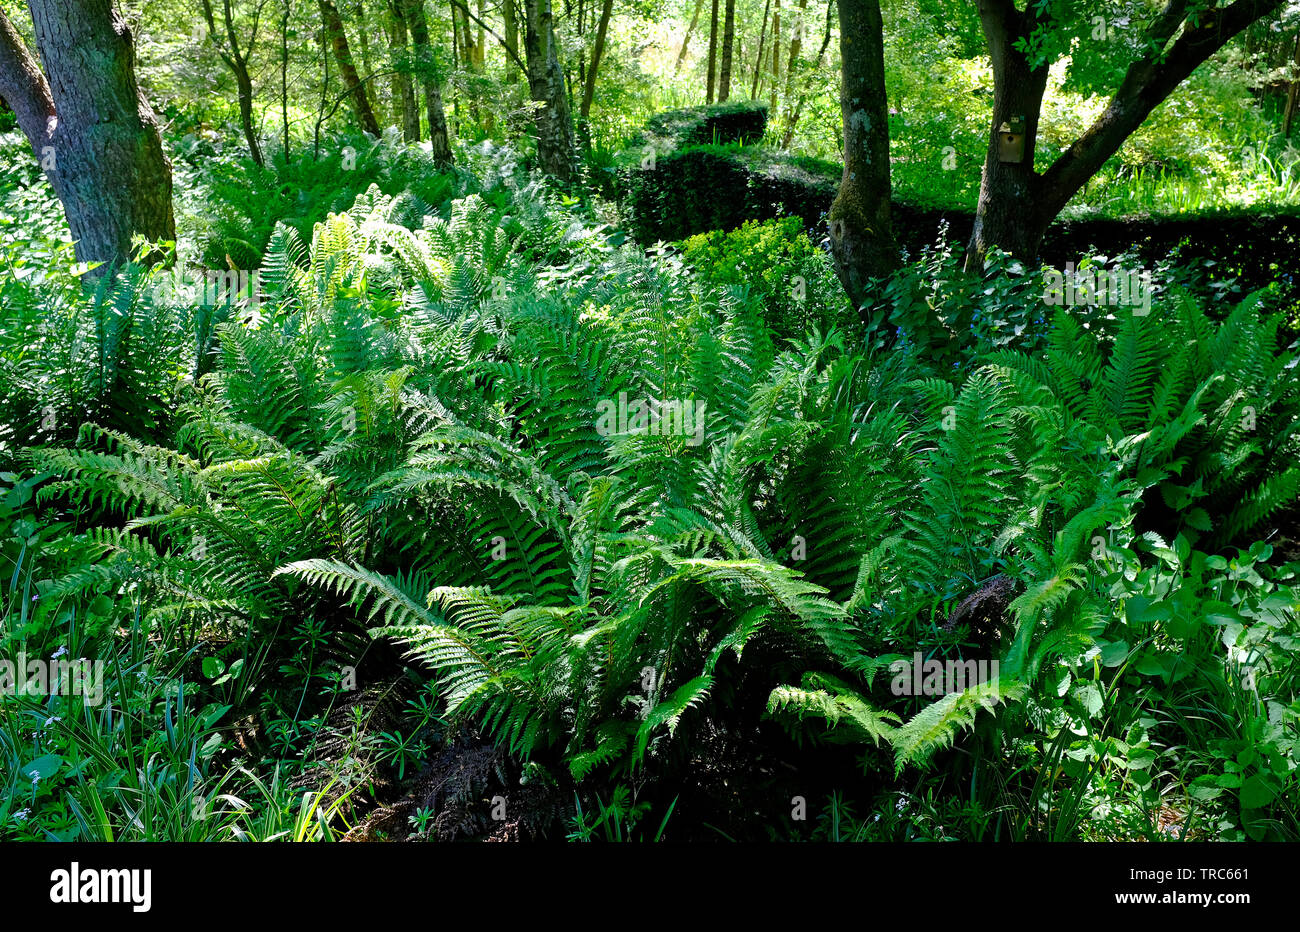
xmin=676 ymin=0 xmax=705 ymax=74
xmin=403 ymin=0 xmax=453 ymax=164
xmin=579 ymin=0 xmax=613 ymax=119
xmin=782 ymin=0 xmax=830 ymax=149
xmin=0 ymin=0 xmax=174 ymax=274
xmin=826 ymin=0 xmax=897 ymax=310
xmin=524 ymin=0 xmax=576 ymax=182
xmin=201 ymin=0 xmax=266 ymax=167
xmin=319 ymin=0 xmax=383 ymax=136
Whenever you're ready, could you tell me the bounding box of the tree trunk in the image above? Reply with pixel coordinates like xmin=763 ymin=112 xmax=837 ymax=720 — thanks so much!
xmin=318 ymin=0 xmax=382 ymax=136
xmin=676 ymin=0 xmax=705 ymax=74
xmin=403 ymin=0 xmax=453 ymax=164
xmin=200 ymin=0 xmax=265 ymax=167
xmin=963 ymin=0 xmax=1050 ymax=269
xmin=966 ymin=0 xmax=1284 ymax=268
xmin=827 ymin=0 xmax=896 ymax=309
xmin=750 ymin=0 xmax=770 ymax=99
xmin=388 ymin=0 xmax=421 ymax=141
xmin=580 ymin=0 xmax=613 ymax=119
xmin=706 ymin=0 xmax=719 ymax=102
xmin=770 ymin=0 xmax=780 ymax=108
xmin=474 ymin=0 xmax=487 ymax=68
xmin=354 ymin=0 xmax=383 ymax=124
xmin=779 ymin=0 xmax=805 ymax=140
xmin=503 ymin=0 xmax=520 ymax=83
xmin=524 ymin=0 xmax=576 ymax=182
xmin=718 ymin=0 xmax=735 ymax=101
xmin=282 ymin=0 xmax=292 ymax=157
xmin=781 ymin=0 xmax=829 ymax=149
xmin=0 ymin=0 xmax=175 ymax=274
xmin=1284 ymin=31 xmax=1300 ymax=137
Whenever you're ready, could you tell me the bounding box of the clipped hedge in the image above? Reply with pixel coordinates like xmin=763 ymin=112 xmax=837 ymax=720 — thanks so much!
xmin=619 ymin=144 xmax=839 ymax=243
xmin=616 ymin=133 xmax=1300 ymax=310
xmin=631 ymin=100 xmax=770 ymax=156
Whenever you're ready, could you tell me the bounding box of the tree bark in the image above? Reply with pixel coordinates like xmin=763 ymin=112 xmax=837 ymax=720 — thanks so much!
xmin=750 ymin=0 xmax=770 ymax=99
xmin=0 ymin=0 xmax=175 ymax=273
xmin=318 ymin=0 xmax=382 ymax=136
xmin=963 ymin=0 xmax=1050 ymax=268
xmin=827 ymin=0 xmax=897 ymax=309
xmin=503 ymin=0 xmax=520 ymax=83
xmin=718 ymin=0 xmax=736 ymax=101
xmin=706 ymin=0 xmax=719 ymax=101
xmin=579 ymin=0 xmax=613 ymax=119
xmin=966 ymin=0 xmax=1285 ymax=268
xmin=403 ymin=0 xmax=454 ymax=164
xmin=387 ymin=0 xmax=421 ymax=141
xmin=523 ymin=0 xmax=576 ymax=182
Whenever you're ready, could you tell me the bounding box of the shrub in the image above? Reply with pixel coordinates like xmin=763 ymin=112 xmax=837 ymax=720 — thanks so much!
xmin=679 ymin=217 xmax=854 ymax=339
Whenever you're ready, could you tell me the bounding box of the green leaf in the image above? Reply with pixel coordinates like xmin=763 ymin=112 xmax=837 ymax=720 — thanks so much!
xmin=1099 ymin=640 xmax=1129 ymax=668
xmin=23 ymin=753 xmax=64 ymax=782
xmin=1239 ymin=774 xmax=1277 ymax=809
xmin=1074 ymin=682 xmax=1104 ymax=717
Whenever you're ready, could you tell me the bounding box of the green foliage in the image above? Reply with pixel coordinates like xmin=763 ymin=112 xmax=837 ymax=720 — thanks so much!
xmin=6 ymin=124 xmax=1300 ymax=841
xmin=178 ymin=131 xmax=458 ymax=270
xmin=679 ymin=217 xmax=855 ymax=338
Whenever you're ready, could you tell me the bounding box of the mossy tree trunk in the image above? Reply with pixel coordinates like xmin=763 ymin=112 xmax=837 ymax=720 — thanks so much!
xmin=503 ymin=0 xmax=520 ymax=83
xmin=827 ymin=0 xmax=897 ymax=311
xmin=718 ymin=0 xmax=735 ymax=101
xmin=706 ymin=0 xmax=719 ymax=101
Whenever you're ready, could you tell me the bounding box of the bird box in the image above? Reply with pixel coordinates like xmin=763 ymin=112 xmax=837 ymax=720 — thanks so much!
xmin=997 ymin=116 xmax=1027 ymax=163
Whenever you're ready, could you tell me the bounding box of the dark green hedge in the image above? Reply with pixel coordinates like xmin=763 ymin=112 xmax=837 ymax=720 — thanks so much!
xmin=616 ymin=137 xmax=1300 ymax=304
xmin=617 ymin=144 xmax=838 ymax=243
xmin=630 ymin=101 xmax=770 ymax=157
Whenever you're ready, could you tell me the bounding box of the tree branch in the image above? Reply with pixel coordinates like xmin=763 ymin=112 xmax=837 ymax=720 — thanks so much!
xmin=1039 ymin=0 xmax=1284 ymax=213
xmin=0 ymin=6 xmax=56 ymax=156
xmin=447 ymin=0 xmax=528 ymax=72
